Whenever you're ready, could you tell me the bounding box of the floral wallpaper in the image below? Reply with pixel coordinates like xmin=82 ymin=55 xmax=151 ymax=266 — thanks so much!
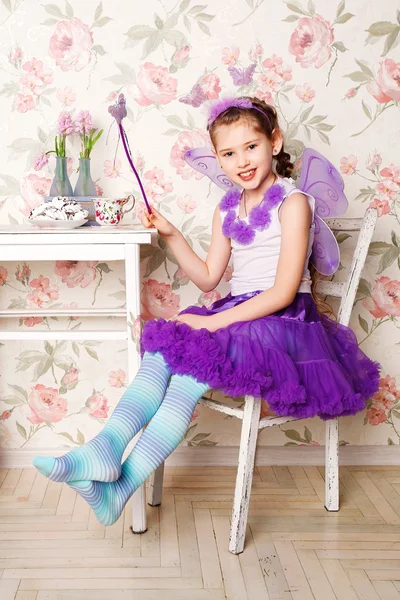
xmin=0 ymin=0 xmax=399 ymax=454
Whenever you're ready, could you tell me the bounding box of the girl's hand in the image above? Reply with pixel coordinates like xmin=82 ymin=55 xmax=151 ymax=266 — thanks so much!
xmin=173 ymin=313 xmax=219 ymax=332
xmin=140 ymin=205 xmax=177 ymax=238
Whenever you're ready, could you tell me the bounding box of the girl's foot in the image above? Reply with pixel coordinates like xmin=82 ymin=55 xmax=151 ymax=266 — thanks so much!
xmin=33 ymin=434 xmax=122 ymax=483
xmin=68 ymin=477 xmax=128 ymax=526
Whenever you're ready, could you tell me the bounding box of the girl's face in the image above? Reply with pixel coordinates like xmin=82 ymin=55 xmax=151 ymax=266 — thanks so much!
xmin=213 ymin=120 xmax=281 ymax=194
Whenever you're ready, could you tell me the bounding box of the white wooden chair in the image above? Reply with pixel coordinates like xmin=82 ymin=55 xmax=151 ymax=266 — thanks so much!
xmin=130 ymin=207 xmax=378 ymax=555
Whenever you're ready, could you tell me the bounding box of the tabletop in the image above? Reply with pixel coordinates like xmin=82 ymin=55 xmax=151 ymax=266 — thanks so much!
xmin=0 ymin=224 xmax=158 ymax=245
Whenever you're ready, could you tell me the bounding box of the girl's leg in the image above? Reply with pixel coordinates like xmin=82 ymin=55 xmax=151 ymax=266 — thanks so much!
xmin=33 ymin=352 xmax=171 ymax=483
xmin=68 ymin=374 xmax=209 ymax=525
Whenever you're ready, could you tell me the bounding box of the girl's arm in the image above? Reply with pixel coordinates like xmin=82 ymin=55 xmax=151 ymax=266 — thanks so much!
xmin=141 ymin=204 xmax=231 ymax=292
xmin=178 ymin=192 xmax=311 ymax=331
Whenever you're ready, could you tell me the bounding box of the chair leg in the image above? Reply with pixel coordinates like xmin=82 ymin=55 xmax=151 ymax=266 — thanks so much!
xmin=229 ymin=395 xmax=261 ymax=555
xmin=325 ymin=418 xmax=339 ymax=511
xmin=130 ymin=484 xmax=147 ymax=533
xmin=148 ymin=462 xmax=165 ymax=506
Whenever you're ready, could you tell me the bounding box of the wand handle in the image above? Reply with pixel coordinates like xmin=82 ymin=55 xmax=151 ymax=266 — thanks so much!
xmin=118 ymin=123 xmax=152 ymax=215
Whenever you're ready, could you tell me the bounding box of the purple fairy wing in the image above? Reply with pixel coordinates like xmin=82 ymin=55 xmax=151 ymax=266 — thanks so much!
xmin=184 ymin=147 xmax=241 ymax=191
xmin=310 ymin=215 xmax=340 ymax=276
xmin=299 ymin=147 xmax=348 ymax=218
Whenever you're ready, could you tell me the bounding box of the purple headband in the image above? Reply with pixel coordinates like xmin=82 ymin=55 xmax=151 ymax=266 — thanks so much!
xmin=207 ymin=97 xmax=270 ymax=127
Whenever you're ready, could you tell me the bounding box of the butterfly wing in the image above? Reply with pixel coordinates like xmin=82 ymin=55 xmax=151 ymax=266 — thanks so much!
xmin=179 ymin=84 xmax=207 ymax=107
xmin=184 ymin=147 xmax=241 ymax=191
xmin=243 ymin=63 xmax=256 ymax=85
xmin=228 ymin=64 xmax=256 ymax=87
xmin=310 ymin=215 xmax=340 ymax=276
xmin=228 ymin=67 xmax=244 ymax=86
xmin=299 ymin=147 xmax=348 ymax=218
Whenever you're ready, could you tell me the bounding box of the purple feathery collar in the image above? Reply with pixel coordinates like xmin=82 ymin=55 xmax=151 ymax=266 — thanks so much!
xmin=220 ymin=183 xmax=285 ymax=245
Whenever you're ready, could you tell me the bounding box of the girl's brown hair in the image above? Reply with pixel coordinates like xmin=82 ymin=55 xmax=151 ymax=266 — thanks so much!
xmin=207 ymin=95 xmax=294 ymax=178
xmin=208 ymin=95 xmax=334 ymax=318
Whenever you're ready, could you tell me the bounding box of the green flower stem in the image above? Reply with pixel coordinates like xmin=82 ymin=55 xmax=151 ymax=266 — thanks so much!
xmin=359 ymin=316 xmax=391 ymax=345
xmin=92 ymin=269 xmax=103 ymax=306
xmin=20 ymin=423 xmax=46 ymax=449
xmin=233 ymin=0 xmax=265 ymax=27
xmin=351 ymin=103 xmax=395 ymax=138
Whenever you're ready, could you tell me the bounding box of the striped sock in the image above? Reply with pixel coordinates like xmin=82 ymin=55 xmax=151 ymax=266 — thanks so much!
xmin=68 ymin=374 xmax=209 ymax=525
xmin=33 ymin=352 xmax=171 ymax=483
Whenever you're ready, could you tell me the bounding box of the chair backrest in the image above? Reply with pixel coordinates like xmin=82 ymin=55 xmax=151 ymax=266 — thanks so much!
xmin=315 ymin=207 xmax=378 ymax=327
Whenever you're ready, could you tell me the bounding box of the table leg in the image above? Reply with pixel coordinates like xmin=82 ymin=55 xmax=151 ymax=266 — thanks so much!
xmin=125 ymin=243 xmax=147 ymax=534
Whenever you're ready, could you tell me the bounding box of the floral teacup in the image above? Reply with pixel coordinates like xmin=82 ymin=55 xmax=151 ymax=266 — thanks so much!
xmin=93 ymin=195 xmax=135 ymax=226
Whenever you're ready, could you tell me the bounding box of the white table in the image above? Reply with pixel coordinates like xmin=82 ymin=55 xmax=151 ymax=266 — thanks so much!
xmin=0 ymin=223 xmax=157 ymax=533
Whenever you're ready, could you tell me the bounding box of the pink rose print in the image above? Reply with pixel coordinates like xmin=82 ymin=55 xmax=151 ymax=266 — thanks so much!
xmin=289 ymin=15 xmax=334 ymax=69
xmin=132 ymin=62 xmax=177 ymax=106
xmin=255 ymin=89 xmax=274 ymax=105
xmin=108 ymin=369 xmax=126 ymax=388
xmin=0 ymin=266 xmax=7 ymax=286
xmin=64 ymin=301 xmax=79 ymax=320
xmin=363 ymin=277 xmax=400 ymax=318
xmin=222 ymin=46 xmax=240 ymax=66
xmin=262 ymin=54 xmax=292 ymax=82
xmin=8 ymin=45 xmax=23 ymax=67
xmin=177 ymin=194 xmax=197 ymax=213
xmin=249 ymin=44 xmax=263 ymax=62
xmin=201 ymin=290 xmax=221 ymax=307
xmin=49 ymin=18 xmax=94 ymax=72
xmin=27 ymin=275 xmax=59 ymax=307
xmin=340 ymin=155 xmax=358 ymax=175
xmin=376 ymin=180 xmax=398 ymax=202
xmin=55 ymin=261 xmax=98 ymax=289
xmin=104 ymin=158 xmax=121 ymax=178
xmin=380 ymin=163 xmax=400 ymax=185
xmin=345 ymin=88 xmax=357 ymax=99
xmin=170 ymin=129 xmax=210 ymax=180
xmin=175 ymin=268 xmax=189 ymax=285
xmin=366 ymin=406 xmax=387 ymax=426
xmin=367 ymin=59 xmax=400 ymax=104
xmin=198 ymin=73 xmax=221 ymax=100
xmin=87 ymin=393 xmax=109 ymax=419
xmin=295 ymin=83 xmax=316 ymax=103
xmin=27 ymin=384 xmax=68 ymax=424
xmin=142 ymin=279 xmax=180 ymax=320
xmin=22 ymin=317 xmax=43 ymax=327
xmin=223 ymin=265 xmax=233 ymax=282
xmin=94 ymin=183 xmax=104 ymax=197
xmin=16 ymin=263 xmax=31 ymax=283
xmin=369 ymin=198 xmax=390 ymax=217
xmin=57 ymin=86 xmax=77 ymax=105
xmin=131 ymin=315 xmax=142 ymax=340
xmin=367 ymin=152 xmax=382 ymax=171
xmin=370 ymin=374 xmax=399 ymax=415
xmin=107 ymin=91 xmax=118 ymax=103
xmin=172 ymin=45 xmax=190 ymax=66
xmin=60 ymin=368 xmax=79 ymax=390
xmin=13 ymin=93 xmax=35 ymax=113
xmin=144 ymin=167 xmax=173 ymax=205
xmin=18 ymin=174 xmax=52 ymax=216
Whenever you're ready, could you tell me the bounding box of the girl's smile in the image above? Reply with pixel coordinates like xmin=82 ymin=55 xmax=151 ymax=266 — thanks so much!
xmin=213 ymin=120 xmax=281 ymax=203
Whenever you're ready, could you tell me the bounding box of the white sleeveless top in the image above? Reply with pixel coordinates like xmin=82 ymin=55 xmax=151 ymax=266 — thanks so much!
xmin=221 ymin=176 xmax=315 ymax=296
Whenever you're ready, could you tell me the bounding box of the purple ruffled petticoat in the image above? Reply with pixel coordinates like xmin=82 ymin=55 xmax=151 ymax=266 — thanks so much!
xmin=140 ymin=291 xmax=380 ymax=421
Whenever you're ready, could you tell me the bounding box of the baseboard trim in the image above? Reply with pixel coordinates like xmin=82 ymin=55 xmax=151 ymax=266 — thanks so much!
xmin=1 ymin=445 xmax=399 ymax=469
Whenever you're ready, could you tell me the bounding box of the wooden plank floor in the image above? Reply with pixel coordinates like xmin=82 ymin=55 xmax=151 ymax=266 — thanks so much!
xmin=0 ymin=465 xmax=400 ymax=599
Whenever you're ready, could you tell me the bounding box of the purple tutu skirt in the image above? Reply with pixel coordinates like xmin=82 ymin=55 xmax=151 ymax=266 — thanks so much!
xmin=140 ymin=291 xmax=380 ymax=421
